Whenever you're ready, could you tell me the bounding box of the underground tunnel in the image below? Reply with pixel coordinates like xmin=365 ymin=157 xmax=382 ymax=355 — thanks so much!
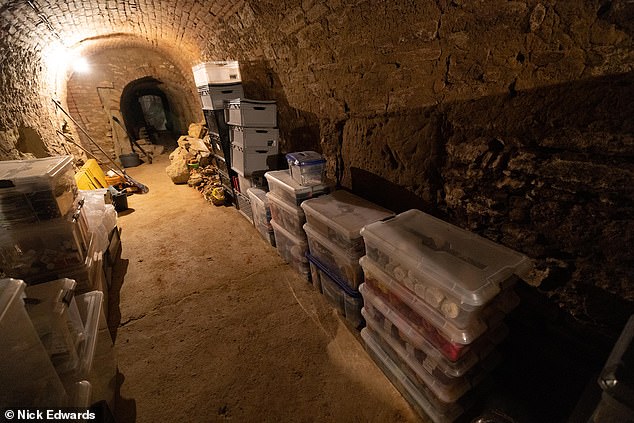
xmin=0 ymin=1 xmax=633 ymax=422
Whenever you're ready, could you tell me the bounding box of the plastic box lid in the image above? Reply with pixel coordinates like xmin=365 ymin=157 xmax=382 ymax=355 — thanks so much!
xmin=264 ymin=170 xmax=332 ymax=201
xmin=0 ymin=156 xmax=74 ymax=191
xmin=301 ymin=190 xmax=394 ymax=241
xmin=266 ymin=191 xmax=305 ymax=220
xmin=360 ymin=209 xmax=532 ymax=307
xmin=285 ymin=151 xmax=326 ymax=166
xmin=226 ymin=98 xmax=276 ymax=108
xmin=306 ymin=252 xmax=361 ymax=298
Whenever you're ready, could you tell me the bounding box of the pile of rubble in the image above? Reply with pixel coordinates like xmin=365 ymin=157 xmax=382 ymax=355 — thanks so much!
xmin=165 ymin=122 xmax=226 ymax=205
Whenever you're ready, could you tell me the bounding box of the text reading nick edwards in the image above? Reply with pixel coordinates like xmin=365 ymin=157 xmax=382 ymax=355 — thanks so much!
xmin=2 ymin=408 xmax=96 ymax=422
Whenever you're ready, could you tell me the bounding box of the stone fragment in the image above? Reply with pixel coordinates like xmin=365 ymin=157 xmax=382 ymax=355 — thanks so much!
xmin=166 ymin=146 xmax=190 ymax=184
xmin=529 ymin=3 xmax=546 ymax=32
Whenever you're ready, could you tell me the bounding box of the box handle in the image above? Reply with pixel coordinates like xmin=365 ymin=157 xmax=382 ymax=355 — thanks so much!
xmin=253 ymin=106 xmax=266 ymax=110
xmin=221 ymin=90 xmax=235 ymax=94
xmin=255 ymin=129 xmax=268 ymax=133
xmin=255 ymin=150 xmax=268 ymax=153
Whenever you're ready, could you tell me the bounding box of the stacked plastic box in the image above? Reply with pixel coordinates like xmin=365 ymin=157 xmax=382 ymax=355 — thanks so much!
xmin=358 ymin=209 xmax=532 ymax=422
xmin=247 ymin=188 xmax=275 ymax=246
xmin=0 ymin=157 xmax=114 ymax=297
xmin=194 ymin=61 xmax=243 ymax=205
xmin=264 ymin=170 xmax=332 ymax=280
xmin=0 ymin=278 xmax=106 ymax=408
xmin=300 ymin=190 xmax=393 ymax=328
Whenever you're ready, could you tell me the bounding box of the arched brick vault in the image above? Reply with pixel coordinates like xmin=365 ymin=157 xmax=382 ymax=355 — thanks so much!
xmin=0 ymin=0 xmax=633 ymax=335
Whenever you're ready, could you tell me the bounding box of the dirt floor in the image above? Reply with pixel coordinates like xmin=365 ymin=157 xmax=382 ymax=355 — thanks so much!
xmin=110 ymin=154 xmax=420 ymax=423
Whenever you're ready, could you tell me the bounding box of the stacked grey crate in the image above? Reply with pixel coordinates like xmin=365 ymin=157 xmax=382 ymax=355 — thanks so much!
xmin=358 ymin=210 xmax=533 ymax=422
xmin=263 ymin=170 xmax=332 ymax=280
xmin=300 ymin=190 xmax=393 ymax=328
xmin=225 ymin=98 xmax=279 ymax=223
xmin=192 ymin=61 xmax=243 ymax=205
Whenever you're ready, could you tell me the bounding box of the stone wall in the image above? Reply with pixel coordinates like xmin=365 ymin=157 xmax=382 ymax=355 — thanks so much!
xmin=66 ymin=46 xmax=202 ymax=161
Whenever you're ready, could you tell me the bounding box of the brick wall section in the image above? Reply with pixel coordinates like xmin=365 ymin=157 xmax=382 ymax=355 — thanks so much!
xmin=67 ymin=45 xmax=201 ymax=161
xmin=0 ymin=0 xmax=632 ymax=329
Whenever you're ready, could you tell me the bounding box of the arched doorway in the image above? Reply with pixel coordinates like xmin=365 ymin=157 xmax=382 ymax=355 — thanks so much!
xmin=120 ymin=77 xmax=180 ymax=149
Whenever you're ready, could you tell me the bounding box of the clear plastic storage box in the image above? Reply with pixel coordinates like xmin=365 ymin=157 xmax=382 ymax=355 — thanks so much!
xmin=301 ymin=190 xmax=393 ymax=256
xmin=285 ymin=151 xmax=326 ymax=186
xmin=198 ymin=83 xmax=243 ymax=110
xmin=304 ymin=223 xmax=364 ymax=290
xmin=192 ymin=61 xmax=241 ymax=86
xmin=225 ymin=99 xmax=277 ymax=127
xmin=25 ymin=279 xmax=85 ymax=375
xmin=247 ymin=188 xmax=275 ymax=246
xmin=0 ymin=278 xmax=69 ymax=407
xmin=361 ymin=328 xmax=465 ymax=423
xmin=360 ymin=256 xmax=519 ymax=331
xmin=0 ymin=156 xmax=77 ymax=228
xmin=266 ymin=191 xmax=306 ymax=240
xmin=231 ymin=126 xmax=279 ymax=149
xmin=264 ymin=170 xmax=333 ymax=206
xmin=307 ymin=253 xmax=363 ymax=328
xmin=0 ymin=214 xmax=88 ymax=282
xmin=360 ymin=209 xmax=532 ymax=308
xmin=271 ymin=219 xmax=310 ymax=280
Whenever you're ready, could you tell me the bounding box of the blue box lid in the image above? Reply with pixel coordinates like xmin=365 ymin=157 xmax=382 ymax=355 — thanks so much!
xmin=285 ymin=151 xmax=326 ymax=166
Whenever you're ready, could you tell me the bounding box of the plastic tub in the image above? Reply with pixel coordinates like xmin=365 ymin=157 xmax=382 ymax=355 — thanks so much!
xmin=0 ymin=156 xmax=77 ymax=227
xmin=118 ymin=153 xmax=140 ymax=168
xmin=198 ymin=83 xmax=243 ymax=110
xmin=25 ymin=279 xmax=85 ymax=375
xmin=360 ymin=256 xmax=519 ymax=331
xmin=363 ymin=307 xmax=502 ymax=400
xmin=304 ymin=223 xmax=363 ymax=290
xmin=361 ymin=283 xmax=469 ymax=362
xmin=192 ymin=61 xmax=241 ymax=86
xmin=307 ymin=253 xmax=363 ymax=328
xmin=286 ymin=151 xmax=326 ymax=186
xmin=247 ymin=188 xmax=275 ymax=246
xmin=360 ymin=209 xmax=532 ymax=307
xmin=231 ymin=143 xmax=277 ymax=176
xmin=225 ymin=99 xmax=277 ymax=127
xmin=271 ymin=219 xmax=310 ymax=280
xmin=0 ymin=278 xmax=69 ymax=407
xmin=231 ymin=126 xmax=279 ymax=149
xmin=264 ymin=170 xmax=332 ymax=206
xmin=266 ymin=192 xmax=306 ymax=240
xmin=361 ymin=328 xmax=465 ymax=423
xmin=301 ymin=190 xmax=393 ymax=256
xmin=0 ymin=215 xmax=88 ymax=281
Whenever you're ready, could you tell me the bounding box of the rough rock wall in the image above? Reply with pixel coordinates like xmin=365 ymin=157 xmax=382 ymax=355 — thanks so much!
xmin=67 ymin=46 xmax=202 ymax=161
xmin=238 ymin=0 xmax=634 ymax=332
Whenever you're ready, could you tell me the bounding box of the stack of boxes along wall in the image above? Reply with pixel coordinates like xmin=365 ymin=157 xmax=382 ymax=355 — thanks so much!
xmin=194 ymin=61 xmax=243 ymax=206
xmin=358 ymin=210 xmax=532 ymax=422
xmin=0 ymin=156 xmax=118 ymax=409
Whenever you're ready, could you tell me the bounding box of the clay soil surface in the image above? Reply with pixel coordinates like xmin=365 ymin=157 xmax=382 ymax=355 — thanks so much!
xmin=111 ymin=154 xmax=420 ymax=423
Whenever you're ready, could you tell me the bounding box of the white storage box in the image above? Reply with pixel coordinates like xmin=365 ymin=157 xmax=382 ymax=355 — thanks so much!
xmin=264 ymin=170 xmax=333 ymax=206
xmin=247 ymin=188 xmax=275 ymax=246
xmin=231 ymin=126 xmax=279 ymax=149
xmin=0 ymin=156 xmax=77 ymax=227
xmin=304 ymin=223 xmax=364 ymax=290
xmin=266 ymin=191 xmax=306 ymax=240
xmin=360 ymin=209 xmax=532 ymax=308
xmin=198 ymin=83 xmax=243 ymax=110
xmin=286 ymin=151 xmax=327 ymax=186
xmin=301 ymin=190 xmax=393 ymax=256
xmin=271 ymin=219 xmax=310 ymax=280
xmin=231 ymin=143 xmax=277 ymax=176
xmin=225 ymin=99 xmax=277 ymax=127
xmin=192 ymin=61 xmax=241 ymax=86
xmin=0 ymin=278 xmax=69 ymax=407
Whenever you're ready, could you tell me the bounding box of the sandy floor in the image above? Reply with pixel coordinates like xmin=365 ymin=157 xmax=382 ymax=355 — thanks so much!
xmin=111 ymin=154 xmax=420 ymax=423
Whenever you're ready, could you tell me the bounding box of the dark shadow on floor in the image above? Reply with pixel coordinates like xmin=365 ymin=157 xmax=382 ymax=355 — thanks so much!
xmin=107 ymin=253 xmax=129 ymax=341
xmin=114 ymin=371 xmax=137 ymax=423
